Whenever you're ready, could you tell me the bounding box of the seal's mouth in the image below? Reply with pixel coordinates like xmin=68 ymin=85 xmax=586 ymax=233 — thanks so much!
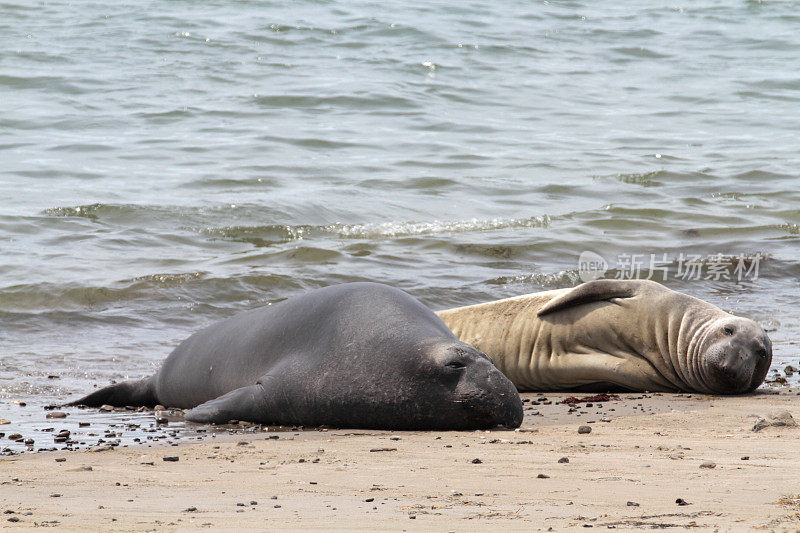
xmin=457 ymin=384 xmax=523 ymax=429
xmin=704 ymin=341 xmax=772 ymax=394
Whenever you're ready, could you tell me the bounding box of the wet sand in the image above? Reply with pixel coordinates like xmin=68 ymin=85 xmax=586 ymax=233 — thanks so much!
xmin=2 ymin=390 xmax=800 ymax=531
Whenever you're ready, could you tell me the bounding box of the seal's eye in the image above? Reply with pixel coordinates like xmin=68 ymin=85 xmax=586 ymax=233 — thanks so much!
xmin=723 ymin=326 xmax=735 ymax=336
xmin=756 ymin=347 xmax=767 ymax=359
xmin=445 ymin=361 xmax=466 ymax=369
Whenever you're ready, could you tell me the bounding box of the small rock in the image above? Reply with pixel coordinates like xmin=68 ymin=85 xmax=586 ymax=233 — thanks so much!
xmin=627 ymin=501 xmax=639 ymax=507
xmin=409 ymin=514 xmax=416 ymax=519
xmin=250 ymin=501 xmax=257 ymax=505
xmin=184 ymin=507 xmax=197 ymax=512
xmin=46 ymin=412 xmax=67 ymax=419
xmin=669 ymin=452 xmax=685 ymax=460
xmin=577 ymin=425 xmax=592 ymax=434
xmin=537 ymin=474 xmax=550 ymax=479
xmin=154 ymin=405 xmax=166 ymax=411
xmin=700 ymin=461 xmax=716 ymax=469
xmin=675 ymin=498 xmax=691 ymax=506
xmin=55 ymin=458 xmax=66 ymax=463
xmin=741 ymin=456 xmax=750 ymax=461
xmin=365 ymin=498 xmax=374 ymax=502
xmin=753 ymin=411 xmax=798 ymax=432
xmin=7 ymin=517 xmax=20 ymax=523
xmin=369 ymin=447 xmax=397 ymax=452
xmin=98 ymin=405 xmax=114 ymax=412
xmin=471 ymin=458 xmax=482 ymax=464
xmin=558 ymin=457 xmax=569 ymax=463
xmin=50 ymin=494 xmax=61 ymax=498
xmin=0 ymin=420 xmax=9 ymax=425
xmin=163 ymin=456 xmax=179 ymax=462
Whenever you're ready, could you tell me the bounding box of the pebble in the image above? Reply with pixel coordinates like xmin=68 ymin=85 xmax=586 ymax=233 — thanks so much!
xmin=163 ymin=456 xmax=179 ymax=462
xmin=99 ymin=405 xmax=114 ymax=412
xmin=537 ymin=474 xmax=550 ymax=479
xmin=627 ymin=501 xmax=639 ymax=507
xmin=0 ymin=420 xmax=9 ymax=425
xmin=675 ymin=498 xmax=691 ymax=506
xmin=577 ymin=425 xmax=592 ymax=434
xmin=46 ymin=412 xmax=67 ymax=419
xmin=741 ymin=456 xmax=750 ymax=461
xmin=50 ymin=494 xmax=61 ymax=498
xmin=558 ymin=457 xmax=569 ymax=463
xmin=7 ymin=517 xmax=20 ymax=523
xmin=699 ymin=461 xmax=716 ymax=469
xmin=365 ymin=498 xmax=374 ymax=502
xmin=471 ymin=458 xmax=482 ymax=464
xmin=369 ymin=447 xmax=397 ymax=452
xmin=184 ymin=507 xmax=197 ymax=512
xmin=55 ymin=458 xmax=66 ymax=463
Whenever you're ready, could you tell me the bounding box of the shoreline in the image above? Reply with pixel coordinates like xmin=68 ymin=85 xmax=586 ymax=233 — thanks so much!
xmin=3 ymin=390 xmax=800 ymax=530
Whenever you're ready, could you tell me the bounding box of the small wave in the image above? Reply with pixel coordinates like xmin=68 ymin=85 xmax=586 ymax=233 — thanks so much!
xmin=485 ymin=270 xmax=582 ymax=289
xmin=202 ymin=215 xmax=551 ymax=246
xmin=325 ymin=216 xmax=551 ymax=238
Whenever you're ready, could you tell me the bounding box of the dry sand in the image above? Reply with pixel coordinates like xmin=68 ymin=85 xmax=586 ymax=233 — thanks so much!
xmin=2 ymin=390 xmax=800 ymax=531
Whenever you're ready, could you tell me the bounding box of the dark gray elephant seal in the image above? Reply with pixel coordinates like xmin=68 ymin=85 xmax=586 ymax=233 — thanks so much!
xmin=71 ymin=282 xmax=523 ymax=430
xmin=437 ymin=279 xmax=772 ymax=394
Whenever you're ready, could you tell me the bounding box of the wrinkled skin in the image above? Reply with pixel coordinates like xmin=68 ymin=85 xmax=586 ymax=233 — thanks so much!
xmin=437 ymin=279 xmax=772 ymax=394
xmin=71 ymin=282 xmax=523 ymax=430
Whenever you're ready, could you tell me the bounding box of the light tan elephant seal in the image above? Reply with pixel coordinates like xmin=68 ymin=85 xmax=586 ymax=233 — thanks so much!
xmin=436 ymin=279 xmax=772 ymax=394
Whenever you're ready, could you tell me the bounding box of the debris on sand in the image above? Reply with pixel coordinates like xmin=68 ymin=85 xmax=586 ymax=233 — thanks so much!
xmin=752 ymin=411 xmax=797 ymax=432
xmin=558 ymin=393 xmax=620 ymax=405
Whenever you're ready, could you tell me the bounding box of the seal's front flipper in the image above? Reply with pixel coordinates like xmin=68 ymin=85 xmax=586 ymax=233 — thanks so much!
xmin=68 ymin=377 xmax=157 ymax=408
xmin=538 ymin=279 xmax=644 ymax=317
xmin=185 ymin=384 xmax=270 ymax=425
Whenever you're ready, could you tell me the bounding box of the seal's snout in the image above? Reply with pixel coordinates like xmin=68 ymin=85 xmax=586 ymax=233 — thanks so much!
xmin=488 ymin=369 xmax=524 ymax=429
xmin=704 ymin=319 xmax=773 ymax=394
xmin=463 ymin=363 xmax=523 ymax=429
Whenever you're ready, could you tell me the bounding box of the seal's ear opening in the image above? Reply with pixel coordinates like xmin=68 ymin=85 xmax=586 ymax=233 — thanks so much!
xmin=537 ymin=279 xmax=641 ymax=317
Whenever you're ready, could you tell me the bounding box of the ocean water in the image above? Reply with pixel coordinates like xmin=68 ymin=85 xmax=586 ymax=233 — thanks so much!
xmin=1 ymin=1 xmax=799 ymax=450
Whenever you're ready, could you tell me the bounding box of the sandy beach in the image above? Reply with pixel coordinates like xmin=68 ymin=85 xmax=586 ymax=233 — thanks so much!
xmin=2 ymin=389 xmax=800 ymax=531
